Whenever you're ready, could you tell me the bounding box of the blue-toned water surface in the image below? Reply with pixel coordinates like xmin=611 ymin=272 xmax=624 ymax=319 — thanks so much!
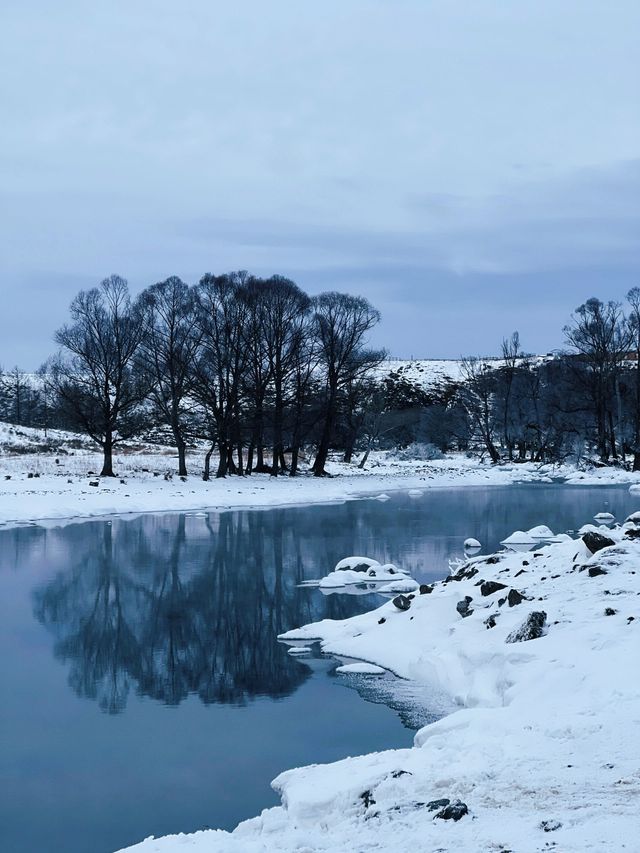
xmin=0 ymin=484 xmax=636 ymax=853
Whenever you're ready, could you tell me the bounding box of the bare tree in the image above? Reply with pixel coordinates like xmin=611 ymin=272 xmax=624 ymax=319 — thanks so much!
xmin=261 ymin=276 xmax=312 ymax=476
xmin=138 ymin=277 xmax=202 ymax=476
xmin=192 ymin=272 xmax=250 ymax=479
xmin=51 ymin=275 xmax=147 ymax=476
xmin=311 ymin=293 xmax=384 ymax=476
xmin=459 ymin=357 xmax=501 ymax=463
xmin=564 ymin=298 xmax=631 ymax=462
xmin=627 ymin=287 xmax=640 ymax=469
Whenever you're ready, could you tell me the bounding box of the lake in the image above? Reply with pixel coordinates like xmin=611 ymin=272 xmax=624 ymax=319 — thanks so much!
xmin=0 ymin=483 xmax=637 ymax=853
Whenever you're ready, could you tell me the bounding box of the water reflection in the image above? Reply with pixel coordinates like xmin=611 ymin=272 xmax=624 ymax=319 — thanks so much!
xmin=32 ymin=512 xmax=378 ymax=713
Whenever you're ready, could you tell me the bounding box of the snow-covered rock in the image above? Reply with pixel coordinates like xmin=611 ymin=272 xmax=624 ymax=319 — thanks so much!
xmin=319 ymin=562 xmax=409 ymax=589
xmin=335 ymin=663 xmax=386 ymax=675
xmin=377 ymin=578 xmax=419 ymax=594
xmin=463 ymin=537 xmax=481 ymax=549
xmin=333 ymin=556 xmax=380 ymax=573
xmin=526 ymin=524 xmax=554 ymax=540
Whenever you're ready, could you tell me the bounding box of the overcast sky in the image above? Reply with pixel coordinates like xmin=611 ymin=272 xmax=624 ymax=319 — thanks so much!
xmin=1 ymin=1 xmax=638 ymax=368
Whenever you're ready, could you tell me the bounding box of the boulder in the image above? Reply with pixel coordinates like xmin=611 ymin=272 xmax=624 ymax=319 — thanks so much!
xmin=480 ymin=580 xmax=507 ymax=597
xmin=456 ymin=596 xmax=473 ymax=618
xmin=435 ymin=801 xmax=468 ymax=821
xmin=507 ymin=589 xmax=525 ymax=607
xmin=392 ymin=595 xmax=411 ymax=612
xmin=506 ymin=611 xmax=547 ymax=643
xmin=426 ymin=798 xmax=450 ymax=811
xmin=582 ymin=532 xmax=615 ymax=554
xmin=419 ymin=584 xmax=433 ymax=595
xmin=588 ymin=566 xmax=608 ymax=577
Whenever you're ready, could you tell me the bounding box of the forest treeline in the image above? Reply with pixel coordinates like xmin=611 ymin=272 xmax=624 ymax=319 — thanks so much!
xmin=1 ymin=275 xmax=640 ymax=476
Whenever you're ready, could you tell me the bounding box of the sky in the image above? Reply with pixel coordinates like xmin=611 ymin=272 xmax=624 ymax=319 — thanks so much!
xmin=1 ymin=0 xmax=638 ymax=368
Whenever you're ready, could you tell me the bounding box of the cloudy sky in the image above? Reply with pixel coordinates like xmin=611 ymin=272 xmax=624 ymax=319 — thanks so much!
xmin=1 ymin=1 xmax=638 ymax=368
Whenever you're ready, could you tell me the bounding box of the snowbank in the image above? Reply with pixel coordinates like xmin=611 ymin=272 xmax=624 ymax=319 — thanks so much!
xmin=120 ymin=518 xmax=640 ymax=852
xmin=3 ymin=422 xmax=640 ymax=526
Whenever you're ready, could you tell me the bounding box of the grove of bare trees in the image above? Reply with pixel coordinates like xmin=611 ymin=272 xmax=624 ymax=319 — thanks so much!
xmin=3 ymin=282 xmax=640 ymax=475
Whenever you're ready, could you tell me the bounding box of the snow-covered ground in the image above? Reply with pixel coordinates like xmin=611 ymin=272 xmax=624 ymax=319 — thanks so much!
xmin=1 ymin=421 xmax=640 ymax=527
xmin=119 ymin=519 xmax=640 ymax=852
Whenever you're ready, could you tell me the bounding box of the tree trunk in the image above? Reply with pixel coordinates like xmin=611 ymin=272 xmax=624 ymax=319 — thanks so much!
xmin=202 ymin=442 xmax=215 ymax=481
xmin=312 ymin=390 xmax=336 ymax=476
xmin=216 ymin=438 xmax=228 ymax=478
xmin=358 ymin=446 xmax=371 ymax=469
xmin=100 ymin=431 xmax=115 ymax=477
xmin=290 ymin=446 xmax=299 ymax=476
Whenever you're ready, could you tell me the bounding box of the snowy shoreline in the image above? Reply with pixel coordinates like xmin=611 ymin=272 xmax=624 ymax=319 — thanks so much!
xmin=117 ymin=516 xmax=640 ymax=853
xmin=2 ymin=428 xmax=640 ymax=528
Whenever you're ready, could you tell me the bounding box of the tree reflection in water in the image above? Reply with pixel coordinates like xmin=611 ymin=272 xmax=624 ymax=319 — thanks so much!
xmin=33 ymin=510 xmax=378 ymax=713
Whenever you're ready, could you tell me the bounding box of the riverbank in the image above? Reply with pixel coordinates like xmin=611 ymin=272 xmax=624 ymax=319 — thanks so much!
xmin=119 ymin=518 xmax=640 ymax=852
xmin=2 ymin=423 xmax=640 ymax=527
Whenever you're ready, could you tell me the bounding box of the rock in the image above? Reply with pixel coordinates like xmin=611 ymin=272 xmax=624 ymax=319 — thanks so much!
xmin=484 ymin=613 xmax=499 ymax=629
xmin=378 ymin=617 xmax=386 ymax=624
xmin=435 ymin=801 xmax=468 ymax=821
xmin=506 ymin=611 xmax=547 ymax=643
xmin=540 ymin=820 xmax=562 ymax=832
xmin=456 ymin=596 xmax=473 ymax=618
xmin=392 ymin=595 xmax=411 ymax=611
xmin=484 ymin=556 xmax=501 ymax=565
xmin=480 ymin=581 xmax=507 ymax=597
xmin=507 ymin=589 xmax=524 ymax=607
xmin=360 ymin=790 xmax=375 ymax=808
xmin=426 ymin=798 xmax=450 ymax=811
xmin=605 ymin=607 xmax=617 ymax=616
xmin=588 ymin=566 xmax=608 ymax=577
xmin=419 ymin=584 xmax=433 ymax=595
xmin=582 ymin=531 xmax=615 ymax=554
xmin=89 ymin=480 xmax=99 ymax=487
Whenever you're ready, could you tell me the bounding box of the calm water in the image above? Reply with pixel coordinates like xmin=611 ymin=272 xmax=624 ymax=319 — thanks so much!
xmin=1 ymin=484 xmax=637 ymax=853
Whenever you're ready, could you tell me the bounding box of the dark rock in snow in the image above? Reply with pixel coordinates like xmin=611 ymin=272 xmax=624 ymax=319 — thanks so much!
xmin=360 ymin=790 xmax=376 ymax=808
xmin=507 ymin=589 xmax=525 ymax=607
xmin=506 ymin=611 xmax=547 ymax=643
xmin=392 ymin=595 xmax=411 ymax=611
xmin=498 ymin=597 xmax=506 ymax=607
xmin=604 ymin=608 xmax=617 ymax=616
xmin=481 ymin=580 xmax=507 ymax=597
xmin=419 ymin=584 xmax=433 ymax=595
xmin=582 ymin=531 xmax=615 ymax=554
xmin=378 ymin=617 xmax=386 ymax=624
xmin=456 ymin=596 xmax=473 ymax=618
xmin=484 ymin=613 xmax=499 ymax=629
xmin=588 ymin=566 xmax=608 ymax=577
xmin=540 ymin=820 xmax=562 ymax=832
xmin=426 ymin=798 xmax=450 ymax=811
xmin=484 ymin=556 xmax=501 ymax=565
xmin=435 ymin=801 xmax=468 ymax=821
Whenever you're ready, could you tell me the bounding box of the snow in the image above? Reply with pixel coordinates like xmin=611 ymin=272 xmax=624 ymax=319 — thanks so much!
xmin=334 ymin=663 xmax=387 ymax=675
xmin=119 ymin=516 xmax=640 ymax=852
xmin=463 ymin=537 xmax=481 ymax=549
xmin=376 ymin=578 xmax=419 ymax=594
xmin=333 ymin=556 xmax=380 ymax=572
xmin=526 ymin=524 xmax=555 ymax=540
xmin=500 ymin=529 xmax=537 ymax=548
xmin=318 ymin=563 xmax=409 ymax=590
xmin=3 ymin=421 xmax=640 ymax=528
